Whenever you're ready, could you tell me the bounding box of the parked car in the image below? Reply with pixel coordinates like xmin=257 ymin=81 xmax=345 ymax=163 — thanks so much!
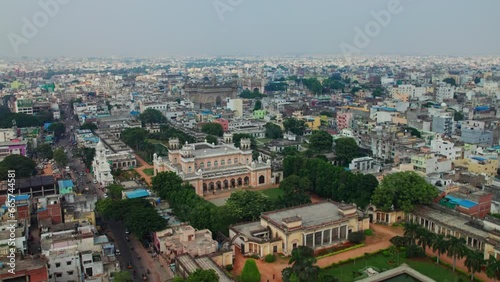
xmin=115 ymin=249 xmax=120 ymax=256
xmin=93 ymin=179 xmax=98 ymax=184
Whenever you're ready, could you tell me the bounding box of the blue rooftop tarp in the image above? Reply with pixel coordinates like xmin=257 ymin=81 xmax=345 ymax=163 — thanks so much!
xmin=44 ymin=123 xmax=52 ymax=130
xmin=130 ymin=111 xmax=140 ymax=115
xmin=445 ymin=195 xmax=478 ymax=209
xmin=14 ymin=194 xmax=30 ymax=201
xmin=471 ymin=156 xmax=487 ymax=162
xmin=475 ymin=106 xmax=490 ymax=112
xmin=125 ymin=189 xmax=149 ymax=199
xmin=58 ymin=179 xmax=74 ymax=188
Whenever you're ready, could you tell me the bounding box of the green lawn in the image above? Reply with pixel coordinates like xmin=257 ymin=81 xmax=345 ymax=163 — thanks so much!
xmin=143 ymin=168 xmax=155 ymax=176
xmin=260 ymin=188 xmax=284 ymax=200
xmin=321 ymin=253 xmax=470 ymax=282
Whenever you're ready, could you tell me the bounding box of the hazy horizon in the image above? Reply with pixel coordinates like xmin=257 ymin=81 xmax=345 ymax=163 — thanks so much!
xmin=1 ymin=0 xmax=499 ymax=58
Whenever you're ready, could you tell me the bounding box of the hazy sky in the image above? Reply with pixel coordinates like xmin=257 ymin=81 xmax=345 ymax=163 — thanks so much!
xmin=1 ymin=0 xmax=499 ymax=57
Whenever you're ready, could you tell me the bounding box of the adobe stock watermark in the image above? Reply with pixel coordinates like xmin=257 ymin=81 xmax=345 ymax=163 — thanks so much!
xmin=7 ymin=0 xmax=71 ymax=54
xmin=339 ymin=0 xmax=409 ymax=63
xmin=213 ymin=0 xmax=243 ymax=22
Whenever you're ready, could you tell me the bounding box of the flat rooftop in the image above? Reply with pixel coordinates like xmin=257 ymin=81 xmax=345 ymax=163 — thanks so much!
xmin=262 ymin=201 xmax=353 ymax=230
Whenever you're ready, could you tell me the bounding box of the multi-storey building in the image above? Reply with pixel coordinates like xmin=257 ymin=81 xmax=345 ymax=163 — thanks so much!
xmin=336 ymin=112 xmax=353 ymax=131
xmin=153 ymin=136 xmax=272 ymax=196
xmin=411 ymin=153 xmax=453 ymax=175
xmin=461 ymin=120 xmax=494 ymax=146
xmin=432 ymin=113 xmax=453 ymax=136
xmin=430 ymin=137 xmax=461 ymax=160
xmin=14 ymin=99 xmax=34 ymax=114
xmin=454 ymin=156 xmax=499 ymax=177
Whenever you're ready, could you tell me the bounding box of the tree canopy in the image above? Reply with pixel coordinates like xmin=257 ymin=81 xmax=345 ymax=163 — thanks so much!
xmin=53 ymin=148 xmax=69 ymax=166
xmin=283 ymin=118 xmax=306 ymax=136
xmin=283 ymin=155 xmax=378 ymax=208
xmin=253 ymin=100 xmax=262 ymax=111
xmin=308 ymin=130 xmax=333 ymax=152
xmin=48 ymin=123 xmax=65 ymax=138
xmin=240 ymin=89 xmax=264 ymax=99
xmin=107 ymin=184 xmax=124 ymax=200
xmin=443 ymin=77 xmax=457 ymax=86
xmin=201 ymin=123 xmax=224 ymax=137
xmin=121 ymin=128 xmax=148 ymax=150
xmin=96 ymin=198 xmax=167 ymax=239
xmin=139 ymin=108 xmax=166 ymax=125
xmin=80 ymin=123 xmax=98 ymax=131
xmin=36 ymin=144 xmax=53 ymax=160
xmin=278 ymin=175 xmax=311 ymax=208
xmin=371 ymin=171 xmax=439 ymax=212
xmin=282 ymin=246 xmax=319 ymax=282
xmin=225 ymin=190 xmax=271 ymax=222
xmin=0 ymin=155 xmax=36 ymax=180
xmin=186 ymin=269 xmax=219 ymax=282
xmin=334 ymin=137 xmax=360 ymax=165
xmin=264 ymin=122 xmax=283 ymax=139
xmin=205 ymin=135 xmax=218 ymax=145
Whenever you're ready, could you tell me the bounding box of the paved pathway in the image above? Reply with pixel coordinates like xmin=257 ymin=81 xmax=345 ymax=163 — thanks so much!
xmin=232 ymin=224 xmax=403 ymax=282
xmin=134 ymin=154 xmax=154 ymax=186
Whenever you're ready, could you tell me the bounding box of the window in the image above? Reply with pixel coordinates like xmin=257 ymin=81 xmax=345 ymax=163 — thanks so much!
xmin=188 ymin=166 xmax=192 ymax=173
xmin=55 ymin=263 xmax=61 ymax=268
xmin=234 ymin=158 xmax=238 ymax=163
xmin=207 ymin=161 xmax=211 ymax=168
xmin=214 ymin=161 xmax=218 ymax=167
xmin=221 ymin=160 xmax=225 ymax=166
xmin=67 ymin=271 xmax=74 ymax=275
xmin=66 ymin=261 xmax=72 ymax=265
xmin=55 ymin=273 xmax=62 ymax=278
xmin=228 ymin=159 xmax=232 ymax=165
xmin=200 ymin=162 xmax=204 ymax=169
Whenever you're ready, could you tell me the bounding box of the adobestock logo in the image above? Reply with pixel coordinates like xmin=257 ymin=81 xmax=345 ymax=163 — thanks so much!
xmin=340 ymin=0 xmax=408 ymax=64
xmin=7 ymin=0 xmax=71 ymax=54
xmin=213 ymin=0 xmax=243 ymax=22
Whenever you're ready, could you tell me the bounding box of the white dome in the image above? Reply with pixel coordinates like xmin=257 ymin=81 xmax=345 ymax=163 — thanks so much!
xmin=440 ymin=102 xmax=447 ymax=107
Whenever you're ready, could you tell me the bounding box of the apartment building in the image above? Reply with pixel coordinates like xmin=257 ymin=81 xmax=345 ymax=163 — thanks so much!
xmin=411 ymin=153 xmax=453 ymax=175
xmin=430 ymin=137 xmax=461 ymax=160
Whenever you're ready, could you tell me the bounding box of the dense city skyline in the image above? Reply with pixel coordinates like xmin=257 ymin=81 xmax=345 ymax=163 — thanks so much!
xmin=1 ymin=0 xmax=500 ymax=57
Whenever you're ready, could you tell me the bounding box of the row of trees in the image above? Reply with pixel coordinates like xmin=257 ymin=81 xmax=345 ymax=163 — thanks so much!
xmin=283 ymin=155 xmax=378 ymax=208
xmin=0 ymin=108 xmax=53 ymax=128
xmin=96 ymin=197 xmax=167 ymax=239
xmin=402 ymin=222 xmax=496 ymax=280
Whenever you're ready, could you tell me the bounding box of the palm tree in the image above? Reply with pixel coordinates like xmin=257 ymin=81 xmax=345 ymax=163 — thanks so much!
xmin=465 ymin=250 xmax=485 ymax=281
xmin=431 ymin=234 xmax=449 ymax=264
xmin=416 ymin=227 xmax=435 ymax=251
xmin=403 ymin=222 xmax=420 ymax=245
xmin=446 ymin=236 xmax=467 ymax=272
xmin=288 ymin=246 xmax=319 ymax=282
xmin=487 ymin=256 xmax=500 ymax=282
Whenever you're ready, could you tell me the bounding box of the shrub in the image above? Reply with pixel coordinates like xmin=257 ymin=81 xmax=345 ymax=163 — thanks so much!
xmin=249 ymin=254 xmax=260 ymax=259
xmin=225 ymin=264 xmax=233 ymax=271
xmin=383 ymin=250 xmax=390 ymax=257
xmin=348 ymin=231 xmax=366 ymax=244
xmin=389 ymin=236 xmax=411 ymax=247
xmin=406 ymin=245 xmax=425 ymax=258
xmin=241 ymin=259 xmax=260 ymax=282
xmin=363 ymin=229 xmax=373 ymax=236
xmin=264 ymin=254 xmax=276 ymax=263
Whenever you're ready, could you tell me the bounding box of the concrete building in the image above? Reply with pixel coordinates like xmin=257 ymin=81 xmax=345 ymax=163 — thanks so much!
xmin=153 ymin=137 xmax=272 ymax=196
xmin=430 ymin=137 xmax=461 ymax=160
xmin=435 ymin=85 xmax=455 ymax=102
xmin=14 ymin=99 xmax=34 ymax=114
xmin=454 ymin=156 xmax=499 ymax=177
xmin=411 ymin=153 xmax=453 ymax=175
xmin=91 ymin=141 xmax=114 ymax=186
xmin=336 ymin=112 xmax=353 ymax=131
xmin=229 ymin=201 xmax=368 ymax=257
xmin=432 ymin=113 xmax=453 ymax=136
xmin=349 ymin=156 xmax=376 ymax=172
xmin=461 ymin=120 xmax=494 ymax=146
xmin=0 ymin=139 xmax=28 ymax=161
xmin=153 ymin=224 xmax=218 ymax=259
xmin=227 ymin=99 xmax=243 ymax=118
